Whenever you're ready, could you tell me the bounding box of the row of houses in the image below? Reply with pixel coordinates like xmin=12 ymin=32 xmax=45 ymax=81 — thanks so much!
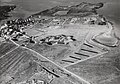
xmin=0 ymin=19 xmax=35 ymax=45
xmin=68 ymin=15 xmax=106 ymax=25
xmin=39 ymin=34 xmax=76 ymax=45
xmin=33 ymin=14 xmax=107 ymax=29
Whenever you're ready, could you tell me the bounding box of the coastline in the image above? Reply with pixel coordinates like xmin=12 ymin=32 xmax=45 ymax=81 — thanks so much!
xmin=102 ymin=15 xmax=120 ymax=39
xmin=108 ymin=18 xmax=120 ymax=39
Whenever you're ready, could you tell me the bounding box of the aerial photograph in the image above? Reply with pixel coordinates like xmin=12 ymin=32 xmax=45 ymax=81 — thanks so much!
xmin=0 ymin=0 xmax=120 ymax=84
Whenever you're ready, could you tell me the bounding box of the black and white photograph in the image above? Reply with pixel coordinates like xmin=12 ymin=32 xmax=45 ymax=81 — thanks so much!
xmin=0 ymin=0 xmax=120 ymax=84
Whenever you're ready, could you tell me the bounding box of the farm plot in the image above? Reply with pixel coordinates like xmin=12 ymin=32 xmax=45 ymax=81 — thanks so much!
xmin=58 ymin=40 xmax=108 ymax=67
xmin=65 ymin=48 xmax=120 ymax=84
xmin=0 ymin=46 xmax=87 ymax=84
xmin=0 ymin=48 xmax=29 ymax=76
xmin=0 ymin=41 xmax=18 ymax=57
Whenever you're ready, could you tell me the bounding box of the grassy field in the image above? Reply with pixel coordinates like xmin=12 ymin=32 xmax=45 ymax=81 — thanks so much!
xmin=30 ymin=43 xmax=72 ymax=61
xmin=0 ymin=41 xmax=18 ymax=57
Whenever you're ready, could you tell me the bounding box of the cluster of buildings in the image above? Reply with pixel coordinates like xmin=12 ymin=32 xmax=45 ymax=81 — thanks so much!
xmin=0 ymin=17 xmax=37 ymax=40
xmin=6 ymin=18 xmax=35 ymax=28
xmin=0 ymin=2 xmax=107 ymax=45
xmin=82 ymin=15 xmax=106 ymax=25
xmin=63 ymin=15 xmax=107 ymax=25
xmin=0 ymin=13 xmax=107 ymax=45
xmin=0 ymin=23 xmax=23 ymax=40
xmin=39 ymin=34 xmax=76 ymax=45
xmin=33 ymin=14 xmax=107 ymax=30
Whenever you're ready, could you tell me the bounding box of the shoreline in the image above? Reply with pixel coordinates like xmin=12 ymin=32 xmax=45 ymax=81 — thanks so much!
xmin=104 ymin=16 xmax=120 ymax=39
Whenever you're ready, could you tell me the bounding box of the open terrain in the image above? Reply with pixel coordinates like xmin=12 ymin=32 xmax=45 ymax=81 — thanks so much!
xmin=0 ymin=2 xmax=119 ymax=84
